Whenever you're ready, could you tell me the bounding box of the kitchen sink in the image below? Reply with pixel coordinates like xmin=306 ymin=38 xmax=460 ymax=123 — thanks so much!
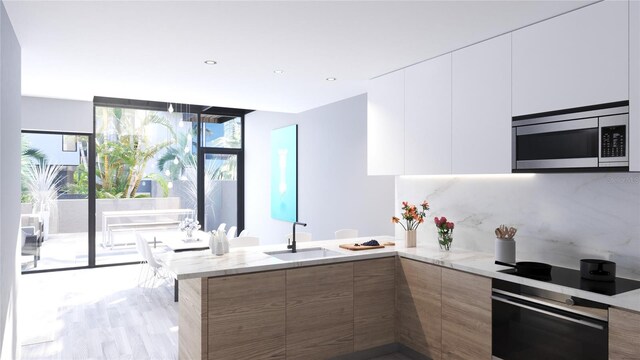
xmin=264 ymin=247 xmax=344 ymax=261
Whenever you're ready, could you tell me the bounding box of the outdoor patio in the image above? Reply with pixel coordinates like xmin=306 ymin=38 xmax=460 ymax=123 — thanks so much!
xmin=21 ymin=231 xmax=176 ymax=271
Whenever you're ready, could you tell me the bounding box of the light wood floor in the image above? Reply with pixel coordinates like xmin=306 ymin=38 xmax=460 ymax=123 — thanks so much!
xmin=20 ymin=265 xmax=413 ymax=360
xmin=20 ymin=264 xmax=178 ymax=360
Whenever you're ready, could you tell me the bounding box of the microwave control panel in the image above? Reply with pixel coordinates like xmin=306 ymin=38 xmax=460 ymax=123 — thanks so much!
xmin=601 ymin=125 xmax=626 ymax=158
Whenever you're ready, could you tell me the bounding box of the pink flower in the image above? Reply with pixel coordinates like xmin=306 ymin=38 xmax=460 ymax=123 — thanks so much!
xmin=440 ymin=216 xmax=447 ymax=223
xmin=434 ymin=217 xmax=440 ymax=226
xmin=446 ymin=222 xmax=454 ymax=230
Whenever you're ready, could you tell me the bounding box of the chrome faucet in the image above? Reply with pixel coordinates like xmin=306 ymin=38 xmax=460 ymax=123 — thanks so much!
xmin=287 ymin=221 xmax=307 ymax=253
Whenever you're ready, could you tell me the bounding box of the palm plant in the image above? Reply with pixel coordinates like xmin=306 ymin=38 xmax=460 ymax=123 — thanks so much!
xmin=95 ymin=106 xmax=175 ymax=198
xmin=156 ymin=130 xmax=196 ymax=181
xmin=180 ymin=155 xmax=219 ymax=215
xmin=21 ymin=136 xmax=48 ymax=202
xmin=23 ymin=160 xmax=63 ymax=213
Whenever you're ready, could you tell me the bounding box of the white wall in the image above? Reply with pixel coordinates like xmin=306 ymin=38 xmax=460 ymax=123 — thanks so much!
xmin=396 ymin=173 xmax=640 ymax=278
xmin=0 ymin=2 xmax=21 ymax=358
xmin=22 ymin=96 xmax=92 ymax=133
xmin=245 ymin=94 xmax=394 ymax=244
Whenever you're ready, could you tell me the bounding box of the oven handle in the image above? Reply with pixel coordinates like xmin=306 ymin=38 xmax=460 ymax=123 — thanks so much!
xmin=491 ymin=294 xmax=605 ymax=331
xmin=516 ymin=117 xmax=597 ymax=136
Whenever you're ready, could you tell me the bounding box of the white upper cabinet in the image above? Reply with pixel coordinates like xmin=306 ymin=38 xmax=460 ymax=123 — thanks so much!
xmin=452 ymin=34 xmax=512 ymax=174
xmin=631 ymin=0 xmax=640 ymax=172
xmin=512 ymin=0 xmax=629 ymax=116
xmin=405 ymin=54 xmax=452 ymax=175
xmin=367 ymin=70 xmax=405 ymax=175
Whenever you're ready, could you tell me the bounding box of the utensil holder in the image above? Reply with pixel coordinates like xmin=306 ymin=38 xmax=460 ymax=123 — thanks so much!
xmin=495 ymin=238 xmax=515 ymax=263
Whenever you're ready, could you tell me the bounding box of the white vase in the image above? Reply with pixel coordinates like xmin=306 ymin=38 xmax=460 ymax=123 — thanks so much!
xmin=209 ymin=231 xmax=219 ymax=255
xmin=220 ymin=230 xmax=229 ymax=254
xmin=495 ymin=238 xmax=516 ymax=263
xmin=214 ymin=230 xmax=225 ymax=256
xmin=405 ymin=230 xmax=417 ymax=248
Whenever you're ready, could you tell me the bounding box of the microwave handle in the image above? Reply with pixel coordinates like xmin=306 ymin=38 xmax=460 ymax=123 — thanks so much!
xmin=491 ymin=294 xmax=605 ymax=330
xmin=516 ymin=118 xmax=598 ymax=136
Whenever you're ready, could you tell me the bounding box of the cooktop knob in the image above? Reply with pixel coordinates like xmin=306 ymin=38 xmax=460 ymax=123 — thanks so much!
xmin=565 ymin=298 xmax=575 ymax=306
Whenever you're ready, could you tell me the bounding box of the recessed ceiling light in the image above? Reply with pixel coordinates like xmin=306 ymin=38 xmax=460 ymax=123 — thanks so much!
xmin=326 ymin=77 xmax=337 ymax=81
xmin=274 ymin=69 xmax=284 ymax=74
xmin=204 ymin=60 xmax=217 ymax=65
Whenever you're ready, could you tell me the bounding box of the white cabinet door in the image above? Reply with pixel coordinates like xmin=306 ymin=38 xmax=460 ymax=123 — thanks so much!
xmin=367 ymin=70 xmax=405 ymax=175
xmin=512 ymin=0 xmax=628 ymax=116
xmin=405 ymin=54 xmax=452 ymax=175
xmin=631 ymin=0 xmax=640 ymax=172
xmin=452 ymin=34 xmax=511 ymax=174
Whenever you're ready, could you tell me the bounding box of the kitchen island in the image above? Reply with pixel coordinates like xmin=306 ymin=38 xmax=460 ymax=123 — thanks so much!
xmin=162 ymin=236 xmax=640 ymax=360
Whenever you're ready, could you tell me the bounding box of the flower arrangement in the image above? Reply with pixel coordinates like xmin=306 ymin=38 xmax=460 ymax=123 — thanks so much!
xmin=179 ymin=218 xmax=200 ymax=236
xmin=392 ymin=200 xmax=430 ymax=231
xmin=434 ymin=216 xmax=454 ymax=251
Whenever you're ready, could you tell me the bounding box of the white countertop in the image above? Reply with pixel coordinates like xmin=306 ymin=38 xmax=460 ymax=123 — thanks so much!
xmin=159 ymin=236 xmax=640 ymax=312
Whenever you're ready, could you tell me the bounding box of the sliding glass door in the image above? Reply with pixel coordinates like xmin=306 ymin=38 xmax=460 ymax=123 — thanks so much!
xmin=21 ymin=98 xmax=248 ymax=272
xmin=199 ymin=114 xmax=244 ymax=235
xmin=202 ymin=153 xmax=238 ymax=232
xmin=93 ymin=105 xmax=198 ymax=265
xmin=20 ymin=131 xmax=91 ymax=271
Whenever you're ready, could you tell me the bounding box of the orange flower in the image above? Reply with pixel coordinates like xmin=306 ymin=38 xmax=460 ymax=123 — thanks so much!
xmin=391 ymin=216 xmax=400 ymax=223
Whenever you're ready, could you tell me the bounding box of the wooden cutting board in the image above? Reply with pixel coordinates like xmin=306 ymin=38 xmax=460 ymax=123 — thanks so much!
xmin=339 ymin=243 xmax=385 ymax=251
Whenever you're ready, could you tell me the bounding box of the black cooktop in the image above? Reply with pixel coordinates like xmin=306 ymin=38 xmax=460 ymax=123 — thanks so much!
xmin=498 ymin=265 xmax=640 ymax=296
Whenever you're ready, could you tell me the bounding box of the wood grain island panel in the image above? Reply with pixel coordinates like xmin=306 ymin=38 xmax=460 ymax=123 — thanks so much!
xmin=354 ymin=258 xmax=396 ymax=351
xmin=286 ymin=262 xmax=354 ymax=359
xmin=396 ymin=257 xmax=442 ymax=360
xmin=441 ymin=268 xmax=491 ymax=360
xmin=207 ymin=271 xmax=286 ymax=360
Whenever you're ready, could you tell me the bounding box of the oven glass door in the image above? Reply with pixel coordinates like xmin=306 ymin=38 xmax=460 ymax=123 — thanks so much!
xmin=517 ymin=129 xmax=598 ymax=160
xmin=492 ymin=293 xmax=607 ymax=360
xmin=514 ymin=117 xmax=599 ymax=169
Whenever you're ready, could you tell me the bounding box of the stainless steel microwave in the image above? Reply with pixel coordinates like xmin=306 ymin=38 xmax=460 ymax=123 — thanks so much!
xmin=512 ymin=102 xmax=629 ymax=172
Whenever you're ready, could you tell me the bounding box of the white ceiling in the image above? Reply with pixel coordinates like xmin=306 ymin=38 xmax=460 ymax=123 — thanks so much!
xmin=4 ymin=0 xmax=594 ymax=113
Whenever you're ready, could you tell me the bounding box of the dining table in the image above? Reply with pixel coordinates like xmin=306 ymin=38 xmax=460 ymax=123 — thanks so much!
xmin=142 ymin=230 xmax=210 ymax=301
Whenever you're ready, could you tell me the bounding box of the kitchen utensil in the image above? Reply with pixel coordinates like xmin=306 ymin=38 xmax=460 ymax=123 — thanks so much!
xmin=495 ymin=260 xmax=552 ymax=278
xmin=507 ymin=227 xmax=517 ymax=239
xmin=580 ymin=259 xmax=616 ymax=282
xmin=495 ymin=228 xmax=502 ymax=238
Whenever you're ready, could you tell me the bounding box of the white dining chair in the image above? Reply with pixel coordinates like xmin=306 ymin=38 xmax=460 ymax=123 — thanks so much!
xmin=217 ymin=223 xmax=227 ymax=232
xmin=227 ymin=226 xmax=237 ymax=239
xmin=229 ymin=236 xmax=260 ymax=248
xmin=335 ymin=229 xmax=359 ymax=239
xmin=286 ymin=232 xmax=312 ymax=243
xmin=136 ymin=233 xmax=167 ymax=291
xmin=134 ymin=233 xmax=149 ymax=287
xmin=238 ymin=229 xmax=249 ymax=237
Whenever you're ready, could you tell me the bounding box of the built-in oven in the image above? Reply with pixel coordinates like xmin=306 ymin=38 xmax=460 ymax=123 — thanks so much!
xmin=492 ymin=279 xmax=608 ymax=360
xmin=512 ymin=101 xmax=629 ymax=172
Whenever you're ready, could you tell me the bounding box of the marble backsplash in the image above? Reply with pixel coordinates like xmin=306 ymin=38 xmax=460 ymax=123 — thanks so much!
xmin=395 ymin=173 xmax=640 ymax=278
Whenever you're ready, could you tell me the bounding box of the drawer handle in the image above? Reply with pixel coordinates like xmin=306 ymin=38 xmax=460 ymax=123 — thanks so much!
xmin=492 ymin=294 xmax=605 ymax=331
